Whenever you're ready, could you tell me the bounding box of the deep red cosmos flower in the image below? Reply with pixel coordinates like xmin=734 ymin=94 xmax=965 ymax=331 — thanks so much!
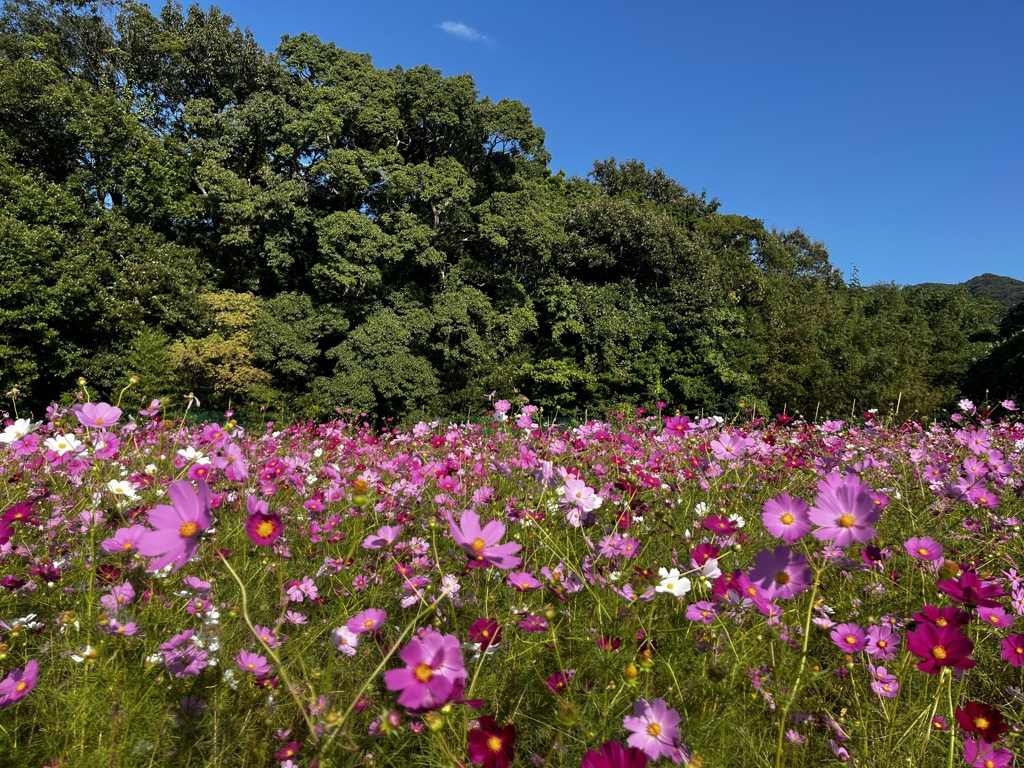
xmin=468 ymin=618 xmax=503 ymax=651
xmin=956 ymin=701 xmax=1010 ymax=743
xmin=905 ymin=622 xmax=976 ymax=674
xmin=467 ymin=716 xmax=516 ymax=768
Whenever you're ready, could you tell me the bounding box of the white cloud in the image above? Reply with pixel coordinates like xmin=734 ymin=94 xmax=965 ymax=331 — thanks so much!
xmin=437 ymin=21 xmax=490 ymax=43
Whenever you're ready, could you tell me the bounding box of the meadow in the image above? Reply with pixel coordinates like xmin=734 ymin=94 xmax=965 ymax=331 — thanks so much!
xmin=1 ymin=392 xmax=1023 ymax=768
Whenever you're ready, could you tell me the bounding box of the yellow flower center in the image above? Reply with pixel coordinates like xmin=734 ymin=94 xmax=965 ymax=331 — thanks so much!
xmin=364 ymin=619 xmax=374 ymax=628
xmin=471 ymin=537 xmax=486 ymax=554
xmin=775 ymin=572 xmax=791 ymax=586
xmin=918 ymin=548 xmax=929 ymax=556
xmin=984 ymin=761 xmax=995 ymax=768
xmin=16 ymin=681 xmax=27 ymax=692
xmin=179 ymin=521 xmax=198 ymax=537
xmin=844 ymin=635 xmax=857 ymax=645
xmin=935 ymin=618 xmax=948 ymax=627
xmin=780 ymin=513 xmax=795 ymax=525
xmin=988 ymin=615 xmax=999 ymax=624
xmin=931 ymin=645 xmax=947 ymax=660
xmin=414 ymin=663 xmax=433 ymax=682
xmin=95 ymin=418 xmax=104 ymax=425
xmin=838 ymin=514 xmax=855 ymax=528
xmin=974 ymin=717 xmax=990 ymax=730
xmin=256 ymin=520 xmax=276 ymax=538
xmin=877 ymin=640 xmax=887 ymax=648
xmin=247 ymin=663 xmax=255 ymax=670
xmin=481 ymin=629 xmax=490 ymax=638
xmin=487 ymin=736 xmax=503 ymax=753
xmin=647 ymin=722 xmax=662 ymax=737
xmin=122 ymin=541 xmax=134 ymax=550
xmin=747 ymin=586 xmax=757 ymax=597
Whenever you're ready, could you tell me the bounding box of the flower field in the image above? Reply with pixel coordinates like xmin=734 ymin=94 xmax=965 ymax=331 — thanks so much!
xmin=2 ymin=396 xmax=1024 ymax=768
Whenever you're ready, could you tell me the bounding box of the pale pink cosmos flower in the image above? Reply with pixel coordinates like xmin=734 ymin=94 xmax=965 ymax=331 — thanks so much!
xmin=331 ymin=626 xmax=360 ymax=656
xmin=623 ymin=698 xmax=684 ymax=762
xmin=449 ymin=510 xmax=522 ymax=569
xmin=75 ymin=402 xmax=122 ymax=429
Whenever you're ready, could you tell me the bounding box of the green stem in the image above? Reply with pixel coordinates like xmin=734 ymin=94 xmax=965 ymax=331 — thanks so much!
xmin=774 ymin=577 xmax=819 ymax=768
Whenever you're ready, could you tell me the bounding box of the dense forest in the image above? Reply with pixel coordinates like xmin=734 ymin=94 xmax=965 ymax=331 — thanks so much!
xmin=1 ymin=1 xmax=1021 ymax=422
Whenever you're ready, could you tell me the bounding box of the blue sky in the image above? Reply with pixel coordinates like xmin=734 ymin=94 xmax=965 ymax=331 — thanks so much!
xmin=205 ymin=0 xmax=1023 ymax=286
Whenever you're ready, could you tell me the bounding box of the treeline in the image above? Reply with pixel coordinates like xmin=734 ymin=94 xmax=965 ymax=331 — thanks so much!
xmin=1 ymin=1 xmax=1019 ymax=422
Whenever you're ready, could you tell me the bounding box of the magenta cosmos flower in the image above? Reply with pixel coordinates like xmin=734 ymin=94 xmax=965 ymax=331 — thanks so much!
xmin=807 ymin=479 xmax=880 ymax=547
xmin=938 ymin=571 xmax=1006 ymax=609
xmin=748 ymin=546 xmax=812 ymax=599
xmin=383 ymin=631 xmax=466 ymax=710
xmin=138 ymin=480 xmax=212 ymax=572
xmin=0 ymin=659 xmax=38 ymax=708
xmin=75 ymin=402 xmax=122 ymax=429
xmin=244 ymin=496 xmax=282 ymax=547
xmin=623 ymin=698 xmax=683 ymax=762
xmin=581 ymin=741 xmax=649 ymax=768
xmin=450 ymin=510 xmax=522 ymax=570
xmin=761 ymin=493 xmax=811 ymax=543
xmin=906 ymin=622 xmax=976 ymax=674
xmin=964 ymin=737 xmax=1013 ymax=768
xmin=1001 ymin=634 xmax=1024 ymax=667
xmin=830 ymin=623 xmax=868 ymax=653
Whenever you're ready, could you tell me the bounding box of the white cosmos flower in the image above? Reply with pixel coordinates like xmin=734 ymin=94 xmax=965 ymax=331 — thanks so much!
xmin=106 ymin=479 xmax=139 ymax=499
xmin=655 ymin=567 xmax=692 ymax=597
xmin=0 ymin=418 xmax=41 ymax=444
xmin=44 ymin=433 xmax=83 ymax=456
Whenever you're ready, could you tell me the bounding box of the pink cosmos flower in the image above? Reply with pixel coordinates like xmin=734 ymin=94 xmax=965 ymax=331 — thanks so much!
xmin=75 ymin=402 xmax=122 ymax=429
xmin=904 ymin=536 xmax=943 ymax=561
xmin=964 ymin=737 xmax=1013 ymax=768
xmin=449 ymin=510 xmax=522 ymax=570
xmin=362 ymin=525 xmax=403 ymax=550
xmin=507 ymin=571 xmax=541 ymax=591
xmin=686 ymin=600 xmax=719 ymax=625
xmin=808 ymin=477 xmax=880 ymax=546
xmin=865 ymin=625 xmax=901 ymax=660
xmin=830 ymin=623 xmax=867 ymax=652
xmin=100 ymin=524 xmax=151 ymax=554
xmin=978 ymin=606 xmax=1013 ymax=629
xmin=383 ymin=631 xmax=466 ymax=711
xmin=347 ymin=608 xmax=387 ymax=635
xmin=761 ymin=493 xmax=811 ymax=543
xmin=0 ymin=659 xmax=38 ymax=708
xmin=236 ymin=649 xmax=272 ymax=676
xmin=137 ymin=480 xmax=212 ymax=572
xmin=581 ymin=741 xmax=649 ymax=768
xmin=622 ymin=698 xmax=684 ymax=762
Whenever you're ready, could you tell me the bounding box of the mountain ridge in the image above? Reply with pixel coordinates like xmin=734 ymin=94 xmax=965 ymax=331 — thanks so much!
xmin=914 ymin=273 xmax=1024 ymax=308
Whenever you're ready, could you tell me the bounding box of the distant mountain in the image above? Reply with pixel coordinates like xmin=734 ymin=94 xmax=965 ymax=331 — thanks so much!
xmin=915 ymin=273 xmax=1024 ymax=309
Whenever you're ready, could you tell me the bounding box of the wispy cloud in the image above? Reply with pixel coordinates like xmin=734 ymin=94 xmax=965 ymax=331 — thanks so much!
xmin=437 ymin=21 xmax=491 ymax=43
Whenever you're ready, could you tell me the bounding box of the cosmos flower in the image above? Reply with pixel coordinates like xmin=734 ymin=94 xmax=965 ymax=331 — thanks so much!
xmin=748 ymin=546 xmax=812 ymax=599
xmin=808 ymin=479 xmax=880 ymax=546
xmin=467 ymin=716 xmax=516 ymax=768
xmin=622 ymin=698 xmax=684 ymax=762
xmin=383 ymin=631 xmax=466 ymax=711
xmin=904 ymin=536 xmax=943 ymax=561
xmin=1000 ymin=633 xmax=1024 ymax=667
xmin=761 ymin=493 xmax=811 ymax=543
xmin=235 ymin=650 xmax=272 ymax=676
xmin=137 ymin=480 xmax=212 ymax=572
xmin=938 ymin=572 xmax=1006 ymax=609
xmin=906 ymin=622 xmax=976 ymax=674
xmin=244 ymin=496 xmax=282 ymax=547
xmin=449 ymin=510 xmax=522 ymax=570
xmin=347 ymin=608 xmax=386 ymax=635
xmin=581 ymin=741 xmax=649 ymax=768
xmin=956 ymin=701 xmax=1009 ymax=743
xmin=830 ymin=623 xmax=867 ymax=653
xmin=75 ymin=402 xmax=122 ymax=429
xmin=0 ymin=659 xmax=38 ymax=708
